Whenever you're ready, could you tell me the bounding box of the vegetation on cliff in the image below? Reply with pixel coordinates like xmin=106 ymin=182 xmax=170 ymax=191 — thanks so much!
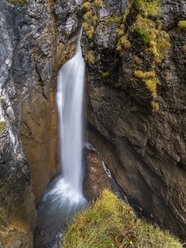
xmin=7 ymin=0 xmax=27 ymax=4
xmin=0 ymin=121 xmax=6 ymax=133
xmin=63 ymin=190 xmax=182 ymax=248
xmin=116 ymin=0 xmax=171 ymax=112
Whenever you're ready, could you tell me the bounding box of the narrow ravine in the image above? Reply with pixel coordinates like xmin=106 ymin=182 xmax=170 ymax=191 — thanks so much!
xmin=34 ymin=32 xmax=87 ymax=248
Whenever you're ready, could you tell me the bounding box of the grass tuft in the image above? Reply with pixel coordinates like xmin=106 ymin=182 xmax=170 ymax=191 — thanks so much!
xmin=63 ymin=190 xmax=182 ymax=248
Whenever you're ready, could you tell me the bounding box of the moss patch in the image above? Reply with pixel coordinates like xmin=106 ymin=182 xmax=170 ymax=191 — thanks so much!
xmin=115 ymin=0 xmax=171 ymax=112
xmin=82 ymin=1 xmax=91 ymax=11
xmin=7 ymin=0 xmax=27 ymax=4
xmin=0 ymin=121 xmax=6 ymax=133
xmin=177 ymin=20 xmax=186 ymax=31
xmin=0 ymin=216 xmax=8 ymax=229
xmin=94 ymin=0 xmax=104 ymax=8
xmin=85 ymin=50 xmax=95 ymax=64
xmin=63 ymin=190 xmax=182 ymax=248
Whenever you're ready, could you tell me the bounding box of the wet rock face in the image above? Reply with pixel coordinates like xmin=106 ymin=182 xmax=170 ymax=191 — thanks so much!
xmin=0 ymin=0 xmax=82 ymax=246
xmin=84 ymin=151 xmax=112 ymax=200
xmin=83 ymin=0 xmax=186 ymax=241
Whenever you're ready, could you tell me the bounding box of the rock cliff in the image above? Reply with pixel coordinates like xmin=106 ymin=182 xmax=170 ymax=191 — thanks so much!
xmin=82 ymin=0 xmax=186 ymax=241
xmin=0 ymin=0 xmax=81 ymax=247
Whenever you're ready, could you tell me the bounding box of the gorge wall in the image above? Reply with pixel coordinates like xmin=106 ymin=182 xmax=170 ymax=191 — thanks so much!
xmin=82 ymin=0 xmax=186 ymax=241
xmin=0 ymin=0 xmax=81 ymax=247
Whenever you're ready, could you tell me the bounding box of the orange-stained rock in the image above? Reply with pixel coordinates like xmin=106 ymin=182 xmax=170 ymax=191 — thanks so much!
xmin=84 ymin=151 xmax=112 ymax=200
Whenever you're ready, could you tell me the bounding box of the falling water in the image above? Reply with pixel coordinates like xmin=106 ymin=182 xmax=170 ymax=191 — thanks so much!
xmin=35 ymin=32 xmax=87 ymax=247
xmin=56 ymin=33 xmax=85 ymax=195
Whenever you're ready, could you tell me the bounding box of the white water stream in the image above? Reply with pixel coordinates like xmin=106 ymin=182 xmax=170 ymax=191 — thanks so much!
xmin=37 ymin=33 xmax=87 ymax=239
xmin=56 ymin=34 xmax=85 ymax=197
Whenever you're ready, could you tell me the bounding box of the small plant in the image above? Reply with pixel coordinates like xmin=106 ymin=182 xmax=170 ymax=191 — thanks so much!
xmin=85 ymin=50 xmax=95 ymax=64
xmin=93 ymin=15 xmax=98 ymax=26
xmin=83 ymin=22 xmax=89 ymax=31
xmin=117 ymin=29 xmax=124 ymax=37
xmin=0 ymin=215 xmax=8 ymax=228
xmin=134 ymin=70 xmax=156 ymax=79
xmin=102 ymin=71 xmax=109 ymax=77
xmin=177 ymin=20 xmax=186 ymax=31
xmin=120 ymin=35 xmax=131 ymax=48
xmin=83 ymin=10 xmax=92 ymax=21
xmin=86 ymin=26 xmax=95 ymax=39
xmin=151 ymin=101 xmax=159 ymax=112
xmin=109 ymin=15 xmax=123 ymax=24
xmin=134 ymin=70 xmax=159 ymax=97
xmin=0 ymin=121 xmax=6 ymax=133
xmin=82 ymin=2 xmax=91 ymax=11
xmin=182 ymin=44 xmax=186 ymax=51
xmin=134 ymin=0 xmax=161 ymax=18
xmin=94 ymin=0 xmax=104 ymax=8
xmin=134 ymin=56 xmax=142 ymax=64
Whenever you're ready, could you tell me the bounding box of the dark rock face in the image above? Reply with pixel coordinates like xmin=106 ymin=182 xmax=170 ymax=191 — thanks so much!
xmin=84 ymin=151 xmax=112 ymax=200
xmin=83 ymin=0 xmax=186 ymax=241
xmin=0 ymin=0 xmax=82 ymax=247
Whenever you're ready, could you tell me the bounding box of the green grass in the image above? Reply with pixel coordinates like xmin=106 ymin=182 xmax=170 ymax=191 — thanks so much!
xmin=63 ymin=190 xmax=182 ymax=248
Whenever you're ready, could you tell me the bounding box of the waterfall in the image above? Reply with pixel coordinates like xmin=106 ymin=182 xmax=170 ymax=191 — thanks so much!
xmin=56 ymin=33 xmax=85 ymax=195
xmin=36 ymin=32 xmax=87 ymax=244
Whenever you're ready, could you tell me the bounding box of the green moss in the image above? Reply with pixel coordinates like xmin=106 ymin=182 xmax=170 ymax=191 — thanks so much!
xmin=134 ymin=70 xmax=156 ymax=79
xmin=177 ymin=20 xmax=186 ymax=31
xmin=134 ymin=0 xmax=161 ymax=18
xmin=0 ymin=216 xmax=7 ymax=228
xmin=63 ymin=190 xmax=182 ymax=248
xmin=130 ymin=15 xmax=155 ymax=45
xmin=134 ymin=55 xmax=142 ymax=64
xmin=151 ymin=101 xmax=159 ymax=112
xmin=93 ymin=15 xmax=98 ymax=26
xmin=123 ymin=0 xmax=134 ymax=25
xmin=102 ymin=71 xmax=109 ymax=77
xmin=82 ymin=2 xmax=91 ymax=11
xmin=86 ymin=26 xmax=95 ymax=39
xmin=109 ymin=15 xmax=123 ymax=24
xmin=84 ymin=10 xmax=93 ymax=21
xmin=83 ymin=22 xmax=89 ymax=31
xmin=120 ymin=35 xmax=131 ymax=48
xmin=85 ymin=50 xmax=95 ymax=64
xmin=7 ymin=0 xmax=27 ymax=4
xmin=61 ymin=0 xmax=67 ymax=3
xmin=134 ymin=70 xmax=159 ymax=97
xmin=116 ymin=29 xmax=124 ymax=37
xmin=94 ymin=0 xmax=104 ymax=8
xmin=182 ymin=44 xmax=186 ymax=51
xmin=98 ymin=22 xmax=106 ymax=31
xmin=0 ymin=121 xmax=6 ymax=133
